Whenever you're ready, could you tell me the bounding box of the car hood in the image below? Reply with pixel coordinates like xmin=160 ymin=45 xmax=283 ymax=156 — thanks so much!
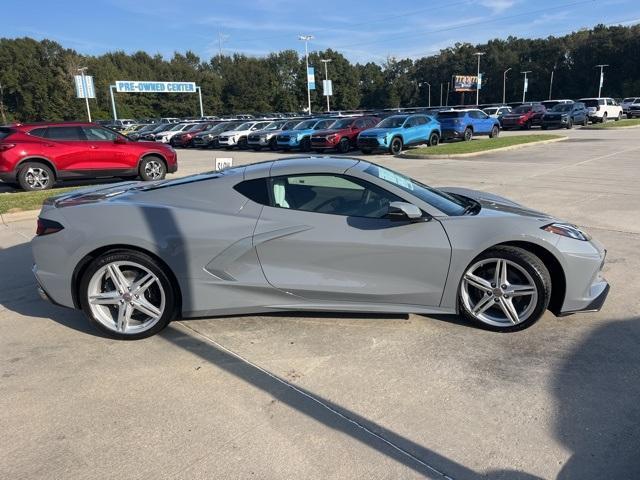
xmin=503 ymin=113 xmax=527 ymax=118
xmin=312 ymin=128 xmax=350 ymax=136
xmin=440 ymin=187 xmax=554 ymax=219
xmin=359 ymin=127 xmax=396 ymax=136
xmin=220 ymin=129 xmax=252 ymax=136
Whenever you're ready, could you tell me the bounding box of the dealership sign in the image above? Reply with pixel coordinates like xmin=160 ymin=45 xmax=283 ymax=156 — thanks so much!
xmin=115 ymin=81 xmax=197 ymax=93
xmin=453 ymin=75 xmax=479 ymax=92
xmin=74 ymin=75 xmax=96 ymax=98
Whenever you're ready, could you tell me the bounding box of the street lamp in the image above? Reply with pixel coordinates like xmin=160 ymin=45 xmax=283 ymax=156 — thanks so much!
xmin=77 ymin=67 xmax=92 ymax=122
xmin=298 ymin=35 xmax=314 ymax=114
xmin=549 ymin=64 xmax=557 ymax=100
xmin=503 ymin=68 xmax=512 ymax=104
xmin=595 ymin=64 xmax=608 ymax=97
xmin=473 ymin=52 xmax=485 ymax=106
xmin=418 ymin=81 xmax=431 ymax=107
xmin=320 ymin=58 xmax=332 ymax=112
xmin=521 ymin=71 xmax=532 ymax=103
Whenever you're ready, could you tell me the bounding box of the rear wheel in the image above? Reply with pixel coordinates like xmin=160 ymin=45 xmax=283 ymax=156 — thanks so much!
xmin=566 ymin=119 xmax=573 ymax=129
xmin=139 ymin=156 xmax=166 ymax=181
xmin=389 ymin=137 xmax=403 ymax=155
xmin=18 ymin=162 xmax=54 ymax=191
xmin=489 ymin=126 xmax=500 ymax=138
xmin=79 ymin=250 xmax=178 ymax=340
xmin=300 ymin=137 xmax=311 ymax=152
xmin=428 ymin=132 xmax=440 ymax=146
xmin=615 ymin=112 xmax=622 ymax=121
xmin=458 ymin=246 xmax=551 ymax=332
xmin=463 ymin=128 xmax=473 ymax=141
xmin=602 ymin=113 xmax=608 ymax=123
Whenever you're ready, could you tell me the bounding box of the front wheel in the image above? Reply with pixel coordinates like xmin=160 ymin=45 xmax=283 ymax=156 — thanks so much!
xmin=458 ymin=246 xmax=551 ymax=332
xmin=428 ymin=132 xmax=440 ymax=146
xmin=18 ymin=162 xmax=54 ymax=191
xmin=389 ymin=137 xmax=403 ymax=155
xmin=489 ymin=126 xmax=499 ymax=138
xmin=615 ymin=112 xmax=622 ymax=121
xmin=582 ymin=117 xmax=588 ymax=126
xmin=337 ymin=137 xmax=350 ymax=153
xmin=79 ymin=250 xmax=178 ymax=339
xmin=463 ymin=128 xmax=473 ymax=141
xmin=300 ymin=137 xmax=311 ymax=152
xmin=566 ymin=119 xmax=573 ymax=129
xmin=139 ymin=156 xmax=166 ymax=181
xmin=602 ymin=113 xmax=608 ymax=123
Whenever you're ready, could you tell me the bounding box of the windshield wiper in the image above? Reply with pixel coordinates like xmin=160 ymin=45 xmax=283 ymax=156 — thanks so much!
xmin=461 ymin=198 xmax=481 ymax=215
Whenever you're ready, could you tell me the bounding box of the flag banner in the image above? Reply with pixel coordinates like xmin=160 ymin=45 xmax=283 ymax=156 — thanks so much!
xmin=307 ymin=67 xmax=316 ymax=90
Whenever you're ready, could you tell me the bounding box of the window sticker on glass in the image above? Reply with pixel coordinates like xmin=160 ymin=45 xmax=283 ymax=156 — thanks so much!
xmin=376 ymin=166 xmax=415 ymax=191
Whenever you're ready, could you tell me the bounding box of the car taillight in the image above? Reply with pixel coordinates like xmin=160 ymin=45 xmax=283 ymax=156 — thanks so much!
xmin=36 ymin=218 xmax=64 ymax=236
xmin=0 ymin=143 xmax=16 ymax=152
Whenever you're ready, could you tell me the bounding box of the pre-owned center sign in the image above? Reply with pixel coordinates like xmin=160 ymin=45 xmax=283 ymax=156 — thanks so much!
xmin=115 ymin=81 xmax=197 ymax=93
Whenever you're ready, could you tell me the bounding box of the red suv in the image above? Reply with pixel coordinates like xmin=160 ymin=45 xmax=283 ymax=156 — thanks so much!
xmin=310 ymin=116 xmax=379 ymax=153
xmin=0 ymin=122 xmax=178 ymax=191
xmin=501 ymin=104 xmax=546 ymax=130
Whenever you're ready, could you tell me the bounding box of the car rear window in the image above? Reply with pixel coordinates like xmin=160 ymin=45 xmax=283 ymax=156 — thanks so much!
xmin=0 ymin=127 xmax=14 ymax=140
xmin=437 ymin=111 xmax=464 ymax=119
xmin=513 ymin=106 xmax=532 ymax=113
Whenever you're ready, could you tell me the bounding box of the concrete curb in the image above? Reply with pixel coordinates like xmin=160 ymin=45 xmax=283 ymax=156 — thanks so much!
xmin=0 ymin=209 xmax=40 ymax=226
xmin=581 ymin=124 xmax=640 ymax=131
xmin=398 ymin=136 xmax=568 ymax=159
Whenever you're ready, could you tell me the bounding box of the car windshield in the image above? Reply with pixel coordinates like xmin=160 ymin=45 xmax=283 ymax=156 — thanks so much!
xmin=552 ymin=104 xmax=573 ymax=112
xmin=294 ymin=120 xmax=316 ymax=130
xmin=331 ymin=118 xmax=355 ymax=129
xmin=513 ymin=106 xmax=532 ymax=113
xmin=168 ymin=123 xmax=187 ymax=131
xmin=186 ymin=124 xmax=203 ymax=132
xmin=483 ymin=108 xmax=498 ymax=115
xmin=264 ymin=121 xmax=285 ymax=130
xmin=235 ymin=122 xmax=254 ymax=130
xmin=377 ymin=116 xmax=407 ymax=128
xmin=438 ymin=111 xmax=464 ymax=119
xmin=152 ymin=124 xmax=172 ymax=133
xmin=622 ymin=98 xmax=635 ymax=102
xmin=582 ymin=99 xmax=604 ymax=107
xmin=282 ymin=121 xmax=300 ymax=130
xmin=364 ymin=164 xmax=468 ymax=216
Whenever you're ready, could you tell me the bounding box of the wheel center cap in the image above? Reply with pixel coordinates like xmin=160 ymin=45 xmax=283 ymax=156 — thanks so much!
xmin=493 ymin=288 xmax=503 ymax=297
xmin=122 ymin=292 xmax=133 ymax=302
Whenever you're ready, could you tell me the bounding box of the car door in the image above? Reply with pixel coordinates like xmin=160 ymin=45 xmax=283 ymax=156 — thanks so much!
xmin=82 ymin=126 xmax=135 ymax=170
xmin=253 ymin=173 xmax=451 ymax=306
xmin=40 ymin=126 xmax=94 ymax=172
xmin=402 ymin=116 xmax=420 ymax=144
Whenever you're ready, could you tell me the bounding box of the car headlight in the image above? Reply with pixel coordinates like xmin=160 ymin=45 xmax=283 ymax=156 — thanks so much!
xmin=542 ymin=222 xmax=591 ymax=241
xmin=326 ymin=134 xmax=337 ymax=141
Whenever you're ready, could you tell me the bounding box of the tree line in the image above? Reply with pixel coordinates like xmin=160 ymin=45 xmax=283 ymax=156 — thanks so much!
xmin=0 ymin=23 xmax=639 ymax=122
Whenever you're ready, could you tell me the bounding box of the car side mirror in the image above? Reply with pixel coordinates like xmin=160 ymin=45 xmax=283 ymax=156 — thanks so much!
xmin=386 ymin=201 xmax=424 ymax=221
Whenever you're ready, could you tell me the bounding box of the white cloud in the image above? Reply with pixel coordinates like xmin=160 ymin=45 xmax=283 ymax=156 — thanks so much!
xmin=479 ymin=0 xmax=518 ymax=13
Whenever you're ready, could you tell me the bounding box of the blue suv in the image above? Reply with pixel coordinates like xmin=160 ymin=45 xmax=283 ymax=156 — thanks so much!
xmin=437 ymin=109 xmax=500 ymax=141
xmin=276 ymin=118 xmax=336 ymax=151
xmin=357 ymin=114 xmax=441 ymax=154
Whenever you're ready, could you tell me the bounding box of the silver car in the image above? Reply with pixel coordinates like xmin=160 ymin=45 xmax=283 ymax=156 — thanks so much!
xmin=32 ymin=158 xmax=609 ymax=339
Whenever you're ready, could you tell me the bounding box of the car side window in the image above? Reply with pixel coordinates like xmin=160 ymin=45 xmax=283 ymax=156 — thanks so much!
xmin=44 ymin=126 xmax=85 ymax=140
xmin=354 ymin=119 xmax=366 ymax=128
xmin=269 ymin=174 xmax=402 ymax=218
xmin=415 ymin=116 xmax=428 ymax=125
xmin=234 ymin=178 xmax=270 ymax=205
xmin=83 ymin=126 xmax=119 ymax=141
xmin=29 ymin=128 xmax=48 ymax=138
xmin=405 ymin=117 xmax=418 ymax=127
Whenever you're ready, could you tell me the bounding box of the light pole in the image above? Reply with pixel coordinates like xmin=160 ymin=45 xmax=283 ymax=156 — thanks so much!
xmin=521 ymin=71 xmax=532 ymax=103
xmin=548 ymin=64 xmax=556 ymax=100
xmin=418 ymin=82 xmax=431 ymax=107
xmin=503 ymin=68 xmax=512 ymax=104
xmin=473 ymin=52 xmax=485 ymax=106
xmin=298 ymin=35 xmax=314 ymax=114
xmin=77 ymin=67 xmax=92 ymax=122
xmin=0 ymin=80 xmax=7 ymax=124
xmin=445 ymin=81 xmax=450 ymax=106
xmin=595 ymin=64 xmax=608 ymax=97
xmin=440 ymin=83 xmax=443 ymax=107
xmin=320 ymin=58 xmax=332 ymax=112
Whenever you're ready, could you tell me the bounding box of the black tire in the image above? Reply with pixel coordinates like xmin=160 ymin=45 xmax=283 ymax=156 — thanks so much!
xmin=523 ymin=121 xmax=531 ymax=130
xmin=79 ymin=249 xmax=178 ymax=340
xmin=428 ymin=132 xmax=440 ymax=147
xmin=299 ymin=137 xmax=311 ymax=152
xmin=17 ymin=161 xmax=55 ymax=191
xmin=463 ymin=127 xmax=473 ymax=141
xmin=389 ymin=137 xmax=403 ymax=155
xmin=489 ymin=126 xmax=500 ymax=138
xmin=458 ymin=246 xmax=551 ymax=333
xmin=566 ymin=119 xmax=573 ymax=129
xmin=615 ymin=112 xmax=622 ymax=121
xmin=337 ymin=137 xmax=350 ymax=154
xmin=139 ymin=156 xmax=167 ymax=182
xmin=602 ymin=113 xmax=608 ymax=123
xmin=582 ymin=117 xmax=588 ymax=126
xmin=360 ymin=148 xmax=373 ymax=154
xmin=238 ymin=137 xmax=248 ymax=149
xmin=269 ymin=138 xmax=278 ymax=151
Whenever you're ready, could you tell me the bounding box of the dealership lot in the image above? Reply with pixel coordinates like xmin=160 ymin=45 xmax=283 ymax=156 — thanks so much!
xmin=1 ymin=127 xmax=639 ymax=479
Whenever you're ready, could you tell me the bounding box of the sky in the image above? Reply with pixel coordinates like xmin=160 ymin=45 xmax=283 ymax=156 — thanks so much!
xmin=2 ymin=0 xmax=639 ymax=63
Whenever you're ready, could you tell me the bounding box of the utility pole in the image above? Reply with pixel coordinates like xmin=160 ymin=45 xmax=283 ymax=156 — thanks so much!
xmin=521 ymin=71 xmax=531 ymax=103
xmin=298 ymin=35 xmax=314 ymax=114
xmin=77 ymin=67 xmax=92 ymax=122
xmin=549 ymin=64 xmax=556 ymax=100
xmin=321 ymin=58 xmax=332 ymax=112
xmin=418 ymin=82 xmax=431 ymax=107
xmin=445 ymin=81 xmax=450 ymax=106
xmin=503 ymin=68 xmax=511 ymax=104
xmin=439 ymin=83 xmax=443 ymax=107
xmin=595 ymin=64 xmax=608 ymax=97
xmin=474 ymin=52 xmax=485 ymax=106
xmin=0 ymin=81 xmax=7 ymax=124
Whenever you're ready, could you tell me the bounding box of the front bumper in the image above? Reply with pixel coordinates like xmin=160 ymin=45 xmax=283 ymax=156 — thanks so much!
xmin=357 ymin=137 xmax=385 ymax=150
xmin=542 ymin=116 xmax=570 ymax=127
xmin=558 ymin=283 xmax=609 ymax=316
xmin=310 ymin=137 xmax=337 ymax=149
xmin=218 ymin=137 xmax=238 ymax=146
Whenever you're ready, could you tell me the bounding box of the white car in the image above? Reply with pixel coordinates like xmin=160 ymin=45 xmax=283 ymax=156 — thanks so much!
xmin=218 ymin=121 xmax=272 ymax=149
xmin=579 ymin=97 xmax=623 ymax=123
xmin=154 ymin=123 xmax=198 ymax=143
xmin=621 ymin=97 xmax=640 ymax=115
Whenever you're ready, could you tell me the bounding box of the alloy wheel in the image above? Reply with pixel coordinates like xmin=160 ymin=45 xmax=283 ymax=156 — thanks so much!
xmin=460 ymin=258 xmax=538 ymax=327
xmin=24 ymin=167 xmax=50 ymax=190
xmin=144 ymin=160 xmax=163 ymax=180
xmin=87 ymin=261 xmax=166 ymax=335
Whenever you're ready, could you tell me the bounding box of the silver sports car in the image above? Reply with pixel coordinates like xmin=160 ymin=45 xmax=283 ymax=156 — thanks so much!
xmin=32 ymin=157 xmax=609 ymax=339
